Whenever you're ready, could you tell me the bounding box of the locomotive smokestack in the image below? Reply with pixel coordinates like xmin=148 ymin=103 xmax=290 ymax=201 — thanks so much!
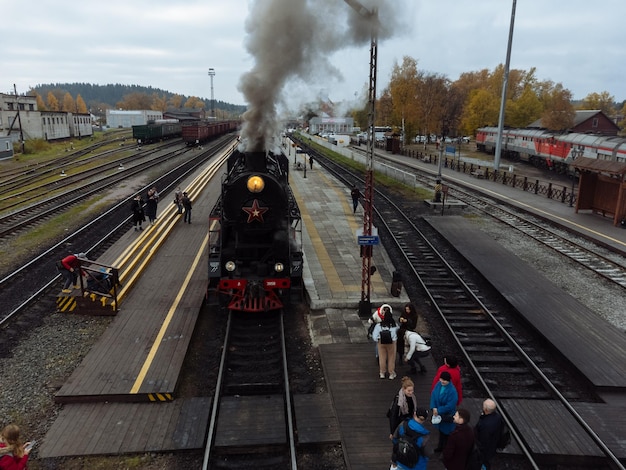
xmin=238 ymin=0 xmax=410 ymax=152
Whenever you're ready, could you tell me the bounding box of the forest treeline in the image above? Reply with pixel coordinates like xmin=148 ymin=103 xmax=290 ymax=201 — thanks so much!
xmin=28 ymin=83 xmax=246 ymax=119
xmin=348 ymin=59 xmax=626 ymax=140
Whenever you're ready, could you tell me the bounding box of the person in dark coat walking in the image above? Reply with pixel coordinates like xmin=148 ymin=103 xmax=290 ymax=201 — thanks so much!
xmin=350 ymin=185 xmax=361 ymax=213
xmin=181 ymin=191 xmax=192 ymax=223
xmin=130 ymin=194 xmax=144 ymax=231
xmin=309 ymin=156 xmax=314 ymax=169
xmin=442 ymin=408 xmax=474 ymax=470
xmin=474 ymin=398 xmax=504 ymax=470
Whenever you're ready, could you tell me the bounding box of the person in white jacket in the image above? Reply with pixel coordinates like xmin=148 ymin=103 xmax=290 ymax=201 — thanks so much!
xmin=404 ymin=330 xmax=431 ymax=374
xmin=367 ymin=304 xmax=392 ymax=359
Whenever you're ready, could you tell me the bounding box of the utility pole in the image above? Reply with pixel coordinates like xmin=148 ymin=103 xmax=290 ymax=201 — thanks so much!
xmin=344 ymin=0 xmax=378 ymax=317
xmin=208 ymin=68 xmax=216 ymax=119
xmin=494 ymin=0 xmax=517 ymax=171
xmin=12 ymin=84 xmax=25 ymax=154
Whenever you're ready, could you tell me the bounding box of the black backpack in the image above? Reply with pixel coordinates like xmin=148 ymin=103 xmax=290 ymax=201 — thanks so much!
xmin=497 ymin=422 xmax=511 ymax=450
xmin=465 ymin=443 xmax=482 ymax=470
xmin=396 ymin=421 xmax=421 ymax=468
xmin=380 ymin=328 xmax=393 ymax=344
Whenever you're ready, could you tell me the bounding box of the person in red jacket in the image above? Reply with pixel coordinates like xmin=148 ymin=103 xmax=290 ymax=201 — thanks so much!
xmin=431 ymin=356 xmax=463 ymax=405
xmin=58 ymin=252 xmax=86 ymax=292
xmin=0 ymin=424 xmax=32 ymax=470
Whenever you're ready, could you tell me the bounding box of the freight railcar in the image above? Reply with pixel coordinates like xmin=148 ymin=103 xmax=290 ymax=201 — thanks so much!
xmin=182 ymin=120 xmax=240 ymax=146
xmin=132 ymin=119 xmax=183 ymax=144
xmin=207 ymin=149 xmax=303 ymax=312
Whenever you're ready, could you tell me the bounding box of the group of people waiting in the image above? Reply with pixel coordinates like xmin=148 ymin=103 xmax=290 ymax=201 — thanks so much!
xmin=368 ymin=303 xmax=431 ymax=380
xmin=130 ymin=185 xmax=193 ymax=231
xmin=369 ymin=303 xmax=505 ymax=469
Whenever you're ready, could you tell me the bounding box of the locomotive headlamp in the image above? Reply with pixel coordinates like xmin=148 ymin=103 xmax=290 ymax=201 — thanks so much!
xmin=247 ymin=175 xmax=265 ymax=193
xmin=274 ymin=262 xmax=284 ymax=273
xmin=225 ymin=261 xmax=236 ymax=272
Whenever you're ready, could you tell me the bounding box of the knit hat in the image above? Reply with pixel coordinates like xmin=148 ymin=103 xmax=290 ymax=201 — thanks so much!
xmin=440 ymin=371 xmax=452 ymax=381
xmin=415 ymin=408 xmax=429 ymax=419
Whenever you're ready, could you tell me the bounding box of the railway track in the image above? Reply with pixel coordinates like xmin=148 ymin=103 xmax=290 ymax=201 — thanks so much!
xmin=203 ymin=310 xmax=297 ymax=470
xmin=295 ymin=137 xmax=624 ymax=470
xmin=0 ymin=142 xmax=190 ymax=238
xmin=350 ymin=145 xmax=626 ymax=291
xmin=0 ymin=136 xmax=236 ymax=324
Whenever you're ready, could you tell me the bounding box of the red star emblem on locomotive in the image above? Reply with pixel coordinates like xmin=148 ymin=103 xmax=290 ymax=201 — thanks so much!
xmin=242 ymin=199 xmax=269 ymax=223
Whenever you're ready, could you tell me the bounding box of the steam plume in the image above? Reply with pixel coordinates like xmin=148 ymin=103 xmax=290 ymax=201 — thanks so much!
xmin=238 ymin=0 xmax=410 ymax=152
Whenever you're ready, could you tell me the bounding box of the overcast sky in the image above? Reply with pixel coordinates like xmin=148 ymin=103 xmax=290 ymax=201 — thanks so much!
xmin=4 ymin=0 xmax=625 ymax=113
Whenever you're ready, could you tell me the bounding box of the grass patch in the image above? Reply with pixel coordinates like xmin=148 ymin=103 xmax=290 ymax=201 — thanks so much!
xmin=296 ymin=134 xmax=432 ymax=201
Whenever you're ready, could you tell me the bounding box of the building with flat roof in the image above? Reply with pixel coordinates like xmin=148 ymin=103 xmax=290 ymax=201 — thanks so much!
xmin=106 ymin=109 xmax=163 ymax=128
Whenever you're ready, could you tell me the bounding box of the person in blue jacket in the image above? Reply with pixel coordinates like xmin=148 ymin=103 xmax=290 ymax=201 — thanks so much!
xmin=390 ymin=408 xmax=431 ymax=470
xmin=429 ymin=370 xmax=458 ymax=453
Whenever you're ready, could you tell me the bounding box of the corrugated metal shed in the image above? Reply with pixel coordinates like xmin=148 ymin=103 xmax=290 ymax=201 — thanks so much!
xmin=573 ymin=157 xmax=626 ymax=177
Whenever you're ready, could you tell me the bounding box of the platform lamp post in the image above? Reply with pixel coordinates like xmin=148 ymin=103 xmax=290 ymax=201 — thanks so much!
xmin=344 ymin=0 xmax=378 ymax=317
xmin=208 ymin=68 xmax=216 ymax=119
xmin=569 ymin=149 xmax=582 ymax=207
xmin=434 ymin=118 xmax=449 ymax=202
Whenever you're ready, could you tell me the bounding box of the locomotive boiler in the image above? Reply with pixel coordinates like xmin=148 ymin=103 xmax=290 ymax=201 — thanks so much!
xmin=208 ymin=149 xmax=303 ymax=312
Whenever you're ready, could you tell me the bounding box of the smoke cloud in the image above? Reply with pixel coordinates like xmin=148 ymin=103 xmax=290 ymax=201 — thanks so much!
xmin=238 ymin=0 xmax=410 ymax=152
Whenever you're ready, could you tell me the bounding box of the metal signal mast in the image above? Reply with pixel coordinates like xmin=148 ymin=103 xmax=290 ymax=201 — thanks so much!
xmin=344 ymin=0 xmax=379 ymax=316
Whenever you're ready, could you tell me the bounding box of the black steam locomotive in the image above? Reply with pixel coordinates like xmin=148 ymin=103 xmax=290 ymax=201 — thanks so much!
xmin=208 ymin=149 xmax=303 ymax=312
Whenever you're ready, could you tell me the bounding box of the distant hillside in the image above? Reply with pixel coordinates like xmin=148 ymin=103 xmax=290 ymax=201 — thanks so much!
xmin=31 ymin=82 xmax=246 ymax=114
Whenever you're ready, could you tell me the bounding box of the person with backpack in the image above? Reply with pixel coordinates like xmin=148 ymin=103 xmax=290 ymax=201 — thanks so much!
xmin=368 ymin=304 xmax=392 ymax=360
xmin=390 ymin=408 xmax=431 ymax=470
xmin=474 ymin=398 xmax=505 ymax=470
xmin=442 ymin=408 xmax=476 ymax=470
xmin=372 ymin=308 xmax=399 ymax=379
xmin=387 ymin=376 xmax=419 ymax=440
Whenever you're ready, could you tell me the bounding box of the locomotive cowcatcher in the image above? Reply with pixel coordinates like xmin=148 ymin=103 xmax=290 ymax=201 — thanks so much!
xmin=208 ymin=148 xmax=303 ymax=312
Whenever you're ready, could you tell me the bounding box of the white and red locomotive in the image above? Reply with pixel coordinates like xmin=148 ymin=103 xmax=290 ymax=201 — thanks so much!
xmin=476 ymin=126 xmax=626 ymax=174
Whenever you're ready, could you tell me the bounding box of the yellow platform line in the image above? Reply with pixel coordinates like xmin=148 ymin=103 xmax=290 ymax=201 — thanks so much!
xmin=291 ymin=170 xmax=387 ymax=296
xmin=129 ymin=234 xmax=209 ymax=394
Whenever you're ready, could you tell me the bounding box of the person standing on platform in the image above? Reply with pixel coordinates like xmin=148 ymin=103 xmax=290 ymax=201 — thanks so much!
xmin=372 ymin=308 xmax=399 ymax=379
xmin=182 ymin=191 xmax=192 ymax=224
xmin=390 ymin=408 xmax=431 ymax=470
xmin=309 ymin=155 xmax=314 ymax=169
xmin=442 ymin=409 xmax=475 ymax=470
xmin=145 ymin=187 xmax=159 ymax=225
xmin=350 ymin=185 xmax=362 ymax=213
xmin=431 ymin=356 xmax=463 ymax=405
xmin=0 ymin=424 xmax=32 ymax=470
xmin=174 ymin=186 xmax=183 ymax=214
xmin=387 ymin=376 xmax=418 ymax=440
xmin=474 ymin=398 xmax=504 ymax=470
xmin=57 ymin=252 xmax=86 ymax=292
xmin=430 ymin=371 xmax=458 ymax=452
xmin=397 ymin=303 xmax=418 ymax=364
xmin=368 ymin=303 xmax=392 ymax=359
xmin=404 ymin=330 xmax=431 ymax=375
xmin=130 ymin=194 xmax=145 ymax=231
